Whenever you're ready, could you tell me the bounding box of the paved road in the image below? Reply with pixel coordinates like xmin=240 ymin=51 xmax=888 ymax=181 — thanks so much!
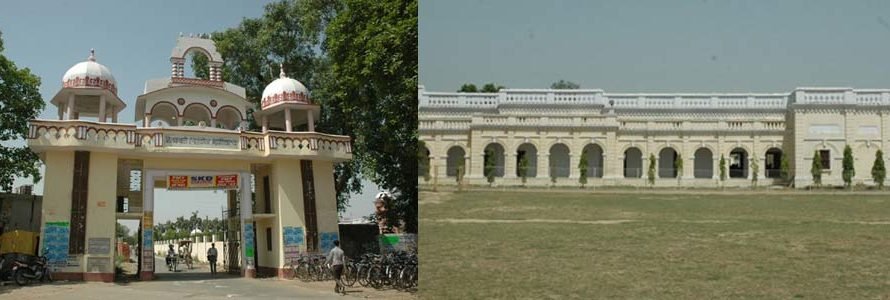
xmin=0 ymin=257 xmax=413 ymax=299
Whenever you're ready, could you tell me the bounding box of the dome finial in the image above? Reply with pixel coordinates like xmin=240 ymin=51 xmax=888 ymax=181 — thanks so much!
xmin=88 ymin=49 xmax=96 ymax=62
xmin=279 ymin=63 xmax=286 ymax=79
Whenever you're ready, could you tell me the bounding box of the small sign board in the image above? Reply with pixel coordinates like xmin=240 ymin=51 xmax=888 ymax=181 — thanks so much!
xmin=167 ymin=174 xmax=239 ymax=190
xmin=88 ymin=238 xmax=111 ymax=255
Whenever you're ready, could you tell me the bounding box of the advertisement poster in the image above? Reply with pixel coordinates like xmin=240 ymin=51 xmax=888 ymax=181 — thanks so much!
xmin=215 ymin=175 xmax=239 ymax=189
xmin=282 ymin=226 xmax=304 ymax=264
xmin=188 ymin=175 xmax=215 ymax=188
xmin=168 ymin=176 xmax=188 ymax=189
xmin=43 ymin=221 xmax=70 ymax=269
xmin=167 ymin=175 xmax=239 ymax=190
xmin=244 ymin=223 xmax=255 ymax=267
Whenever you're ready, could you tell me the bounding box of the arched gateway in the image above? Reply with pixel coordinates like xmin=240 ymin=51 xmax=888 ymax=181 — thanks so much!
xmin=27 ymin=36 xmax=352 ymax=282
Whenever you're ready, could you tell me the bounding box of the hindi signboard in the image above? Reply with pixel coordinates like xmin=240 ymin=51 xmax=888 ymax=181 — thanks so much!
xmin=164 ymin=134 xmax=239 ymax=149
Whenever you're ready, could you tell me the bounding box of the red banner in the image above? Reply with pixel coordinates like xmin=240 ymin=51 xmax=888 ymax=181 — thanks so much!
xmin=216 ymin=175 xmax=239 ymax=189
xmin=168 ymin=176 xmax=188 ymax=189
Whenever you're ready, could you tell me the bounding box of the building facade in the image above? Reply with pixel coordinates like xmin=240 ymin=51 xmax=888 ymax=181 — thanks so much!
xmin=28 ymin=36 xmax=352 ymax=281
xmin=419 ymin=86 xmax=890 ymax=188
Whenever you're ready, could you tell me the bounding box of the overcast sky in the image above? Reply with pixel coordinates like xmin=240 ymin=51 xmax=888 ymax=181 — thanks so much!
xmin=421 ymin=0 xmax=890 ymax=92
xmin=0 ymin=0 xmax=379 ymax=228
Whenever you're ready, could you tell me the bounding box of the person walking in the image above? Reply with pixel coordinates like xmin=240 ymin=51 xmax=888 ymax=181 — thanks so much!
xmin=207 ymin=243 xmax=218 ymax=275
xmin=325 ymin=240 xmax=346 ymax=294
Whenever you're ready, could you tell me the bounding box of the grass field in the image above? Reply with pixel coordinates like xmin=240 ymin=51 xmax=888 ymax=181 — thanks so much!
xmin=419 ymin=189 xmax=890 ymax=299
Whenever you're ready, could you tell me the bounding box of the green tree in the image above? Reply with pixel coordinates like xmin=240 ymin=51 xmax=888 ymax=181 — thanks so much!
xmin=780 ymin=152 xmax=791 ymax=182
xmin=116 ymin=223 xmax=136 ymax=245
xmin=480 ymin=83 xmax=503 ymax=93
xmin=719 ymin=155 xmax=727 ymax=186
xmin=190 ymin=51 xmax=210 ymax=79
xmin=811 ymin=150 xmax=823 ymax=187
xmin=842 ymin=145 xmax=854 ymax=189
xmin=872 ymin=150 xmax=886 ymax=190
xmin=518 ymin=155 xmax=529 ymax=186
xmin=418 ymin=140 xmax=430 ymax=182
xmin=674 ymin=153 xmax=683 ymax=185
xmin=484 ymin=149 xmax=496 ymax=186
xmin=578 ymin=149 xmax=588 ymax=188
xmin=204 ymin=0 xmax=413 ymax=231
xmin=647 ymin=154 xmax=656 ymax=187
xmin=0 ymin=31 xmax=44 ymax=191
xmin=551 ymin=80 xmax=580 ymax=89
xmin=458 ymin=83 xmax=478 ymax=92
xmin=751 ymin=158 xmax=759 ymax=188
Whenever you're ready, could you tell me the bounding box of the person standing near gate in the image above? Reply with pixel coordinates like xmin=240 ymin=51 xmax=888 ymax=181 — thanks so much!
xmin=207 ymin=243 xmax=218 ymax=275
xmin=326 ymin=240 xmax=345 ymax=294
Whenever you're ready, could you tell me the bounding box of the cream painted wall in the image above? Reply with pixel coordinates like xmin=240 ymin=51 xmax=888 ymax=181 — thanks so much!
xmin=312 ymin=161 xmax=339 ymax=238
xmin=272 ymin=159 xmax=303 ymax=269
xmin=84 ymin=152 xmax=118 ymax=274
xmin=39 ymin=151 xmax=76 ymax=273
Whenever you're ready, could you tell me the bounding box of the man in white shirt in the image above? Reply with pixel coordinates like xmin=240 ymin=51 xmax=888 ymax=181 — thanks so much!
xmin=207 ymin=243 xmax=218 ymax=275
xmin=325 ymin=240 xmax=346 ymax=294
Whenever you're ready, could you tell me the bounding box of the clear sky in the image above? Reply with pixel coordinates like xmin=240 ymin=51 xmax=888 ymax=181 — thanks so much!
xmin=420 ymin=0 xmax=890 ymax=92
xmin=0 ymin=0 xmax=379 ymax=225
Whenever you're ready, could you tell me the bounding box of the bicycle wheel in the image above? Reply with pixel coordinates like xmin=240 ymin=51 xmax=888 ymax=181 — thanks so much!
xmin=357 ymin=265 xmax=371 ymax=287
xmin=342 ymin=263 xmax=357 ymax=287
xmin=296 ymin=262 xmax=311 ymax=282
xmin=368 ymin=265 xmax=384 ymax=289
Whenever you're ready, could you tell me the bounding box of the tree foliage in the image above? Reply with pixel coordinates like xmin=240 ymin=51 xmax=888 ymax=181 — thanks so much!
xmin=0 ymin=31 xmax=44 ymax=191
xmin=872 ymin=150 xmax=886 ymax=189
xmin=719 ymin=155 xmax=727 ymax=183
xmin=551 ymin=80 xmax=580 ymax=90
xmin=751 ymin=158 xmax=759 ymax=187
xmin=199 ymin=0 xmax=416 ymax=231
xmin=674 ymin=153 xmax=683 ymax=185
xmin=418 ymin=140 xmax=430 ymax=182
xmin=842 ymin=145 xmax=854 ymax=189
xmin=458 ymin=83 xmax=477 ymax=92
xmin=811 ymin=150 xmax=822 ymax=187
xmin=484 ymin=149 xmax=496 ymax=186
xmin=578 ymin=149 xmax=588 ymax=188
xmin=518 ymin=155 xmax=529 ymax=186
xmin=459 ymin=83 xmax=503 ymax=93
xmin=647 ymin=154 xmax=656 ymax=187
xmin=780 ymin=151 xmax=791 ymax=182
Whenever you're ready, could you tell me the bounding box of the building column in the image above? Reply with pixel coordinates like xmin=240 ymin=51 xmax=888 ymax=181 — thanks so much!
xmin=58 ymin=104 xmax=65 ymax=120
xmin=284 ymin=109 xmax=292 ymax=132
xmin=98 ymin=95 xmax=107 ymax=122
xmin=262 ymin=116 xmax=269 ymax=133
xmin=211 ymin=118 xmax=217 ymax=128
xmin=141 ymin=170 xmax=156 ymax=281
xmin=67 ymin=94 xmax=76 ymax=120
xmin=177 ymin=117 xmax=183 ymax=126
xmin=538 ymin=154 xmax=549 ymax=179
xmin=307 ymin=111 xmax=315 ymax=132
xmin=144 ymin=114 xmax=151 ymax=127
xmin=111 ymin=111 xmax=117 ymax=123
xmin=569 ymin=153 xmax=580 ymax=180
xmin=504 ymin=153 xmax=517 ymax=179
xmin=240 ymin=171 xmax=256 ymax=278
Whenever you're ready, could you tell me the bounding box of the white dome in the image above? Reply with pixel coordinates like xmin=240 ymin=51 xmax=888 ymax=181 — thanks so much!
xmin=260 ymin=64 xmax=310 ymax=110
xmin=61 ymin=49 xmax=118 ymax=95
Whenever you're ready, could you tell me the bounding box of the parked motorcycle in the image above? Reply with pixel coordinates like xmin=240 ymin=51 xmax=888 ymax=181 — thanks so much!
xmin=11 ymin=255 xmax=52 ymax=286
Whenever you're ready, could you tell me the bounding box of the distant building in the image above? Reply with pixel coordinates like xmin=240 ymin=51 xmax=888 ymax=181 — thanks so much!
xmin=15 ymin=185 xmax=33 ymax=195
xmin=419 ymin=85 xmax=890 ymax=188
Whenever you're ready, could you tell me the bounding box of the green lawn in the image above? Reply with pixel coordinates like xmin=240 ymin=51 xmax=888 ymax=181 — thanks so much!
xmin=419 ymin=190 xmax=890 ymax=299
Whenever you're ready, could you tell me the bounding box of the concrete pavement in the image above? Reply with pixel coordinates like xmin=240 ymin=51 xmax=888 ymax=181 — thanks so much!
xmin=0 ymin=256 xmax=415 ymax=299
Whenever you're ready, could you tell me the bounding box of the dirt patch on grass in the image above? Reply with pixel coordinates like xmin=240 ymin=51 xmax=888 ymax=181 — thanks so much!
xmin=829 ymin=220 xmax=890 ymax=225
xmin=466 ymin=206 xmax=545 ymax=214
xmin=424 ymin=218 xmax=636 ymax=225
xmin=420 ymin=192 xmax=451 ymax=205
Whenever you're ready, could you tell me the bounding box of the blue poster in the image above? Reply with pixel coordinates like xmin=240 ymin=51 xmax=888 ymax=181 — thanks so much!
xmin=319 ymin=232 xmax=339 ymax=254
xmin=243 ymin=223 xmax=255 ymax=265
xmin=43 ymin=222 xmax=70 ymax=268
xmin=143 ymin=229 xmax=153 ymax=247
xmin=282 ymin=226 xmax=304 ymax=246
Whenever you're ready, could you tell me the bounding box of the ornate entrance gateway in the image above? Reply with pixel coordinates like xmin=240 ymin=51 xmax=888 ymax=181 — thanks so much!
xmin=27 ymin=36 xmax=352 ymax=281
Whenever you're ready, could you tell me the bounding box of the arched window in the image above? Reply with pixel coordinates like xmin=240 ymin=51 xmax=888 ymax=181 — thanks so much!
xmin=694 ymin=148 xmax=714 ymax=178
xmin=624 ymin=147 xmax=643 ymax=178
xmin=516 ymin=143 xmax=538 ymax=178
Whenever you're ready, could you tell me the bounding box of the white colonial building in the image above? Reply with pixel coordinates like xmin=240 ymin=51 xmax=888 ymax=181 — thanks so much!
xmin=419 ymin=85 xmax=890 ymax=188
